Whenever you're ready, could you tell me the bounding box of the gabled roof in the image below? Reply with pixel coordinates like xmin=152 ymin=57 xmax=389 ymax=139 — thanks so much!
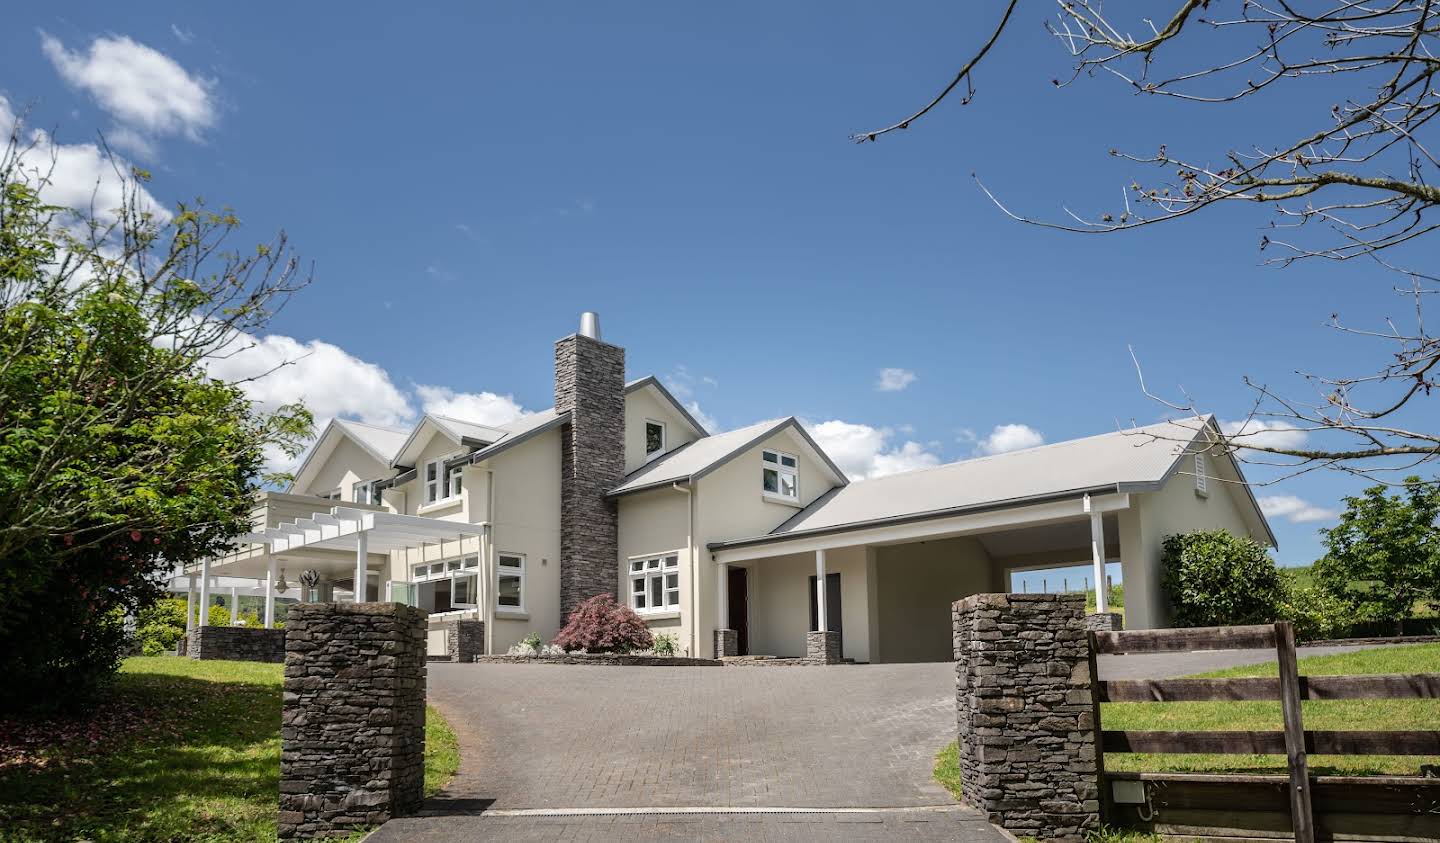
xmin=610 ymin=417 xmax=849 ymax=497
xmin=390 ymin=414 xmax=509 ymax=468
xmin=625 ymin=375 xmax=709 ymax=437
xmin=288 ymin=418 xmax=409 ymax=494
xmin=456 ymin=408 xmax=570 ymax=466
xmin=714 ymin=416 xmax=1276 ymax=550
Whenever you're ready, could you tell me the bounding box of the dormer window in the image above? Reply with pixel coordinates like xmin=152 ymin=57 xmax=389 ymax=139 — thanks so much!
xmin=645 ymin=419 xmax=667 ymax=461
xmin=425 ymin=454 xmax=463 ymax=504
xmin=762 ymin=449 xmax=799 ymax=502
xmin=352 ymin=480 xmax=382 ymax=506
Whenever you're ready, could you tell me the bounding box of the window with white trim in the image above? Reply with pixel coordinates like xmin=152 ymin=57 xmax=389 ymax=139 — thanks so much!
xmin=762 ymin=449 xmax=799 ymax=501
xmin=352 ymin=479 xmax=382 ymax=505
xmin=320 ymin=488 xmax=342 ymax=502
xmin=410 ymin=555 xmax=480 ymax=612
xmin=424 ymin=454 xmax=463 ymax=504
xmin=1194 ymin=453 xmax=1209 ymax=497
xmin=629 ymin=554 xmax=680 ymax=613
xmin=497 ymin=553 xmax=524 ymax=611
xmin=644 ymin=419 xmax=666 ymax=461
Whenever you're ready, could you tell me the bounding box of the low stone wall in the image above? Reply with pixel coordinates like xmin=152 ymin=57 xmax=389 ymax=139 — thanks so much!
xmin=1085 ymin=612 xmax=1124 ymax=632
xmin=278 ymin=602 xmax=427 ymax=840
xmin=714 ymin=628 xmax=738 ymax=658
xmin=473 ymin=653 xmax=722 ymax=666
xmin=434 ymin=619 xmax=484 ymax=662
xmin=188 ymin=626 xmax=286 ymax=662
xmin=805 ymin=630 xmax=841 ymax=664
xmin=953 ymin=593 xmax=1098 ymax=842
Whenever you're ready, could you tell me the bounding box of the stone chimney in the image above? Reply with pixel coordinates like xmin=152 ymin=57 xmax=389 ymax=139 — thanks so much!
xmin=555 ymin=312 xmax=625 ymax=617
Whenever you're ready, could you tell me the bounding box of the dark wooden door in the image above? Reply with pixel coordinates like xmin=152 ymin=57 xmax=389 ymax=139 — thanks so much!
xmin=808 ymin=572 xmax=842 ymax=654
xmin=728 ymin=566 xmax=749 ymax=655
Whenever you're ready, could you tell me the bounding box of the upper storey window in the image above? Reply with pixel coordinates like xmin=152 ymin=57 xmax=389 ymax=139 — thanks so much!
xmin=762 ymin=449 xmax=798 ymax=502
xmin=645 ymin=419 xmax=666 ymax=462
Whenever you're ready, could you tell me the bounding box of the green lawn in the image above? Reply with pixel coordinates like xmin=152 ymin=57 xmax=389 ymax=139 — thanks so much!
xmin=935 ymin=643 xmax=1440 ymax=800
xmin=0 ymin=656 xmax=459 ymax=842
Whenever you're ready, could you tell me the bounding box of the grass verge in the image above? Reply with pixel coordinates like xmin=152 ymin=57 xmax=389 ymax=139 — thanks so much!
xmin=0 ymin=656 xmax=459 ymax=842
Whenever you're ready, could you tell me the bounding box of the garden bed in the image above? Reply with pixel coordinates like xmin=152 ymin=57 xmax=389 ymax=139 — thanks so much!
xmin=473 ymin=653 xmax=721 ymax=666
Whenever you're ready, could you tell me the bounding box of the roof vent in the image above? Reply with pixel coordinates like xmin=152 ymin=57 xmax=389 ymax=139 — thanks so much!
xmin=579 ymin=311 xmax=602 ymax=341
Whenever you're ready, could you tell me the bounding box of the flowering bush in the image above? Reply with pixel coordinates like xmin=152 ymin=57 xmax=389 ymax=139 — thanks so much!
xmin=552 ymin=595 xmax=653 ymax=654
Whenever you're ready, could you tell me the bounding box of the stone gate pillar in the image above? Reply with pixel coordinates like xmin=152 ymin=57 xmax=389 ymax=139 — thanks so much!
xmin=953 ymin=593 xmax=1099 ymax=841
xmin=278 ymin=603 xmax=428 ymax=839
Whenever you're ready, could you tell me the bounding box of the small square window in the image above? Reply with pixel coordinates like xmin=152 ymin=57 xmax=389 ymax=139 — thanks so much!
xmin=762 ymin=449 xmax=799 ymax=501
xmin=645 ymin=420 xmax=666 ymax=460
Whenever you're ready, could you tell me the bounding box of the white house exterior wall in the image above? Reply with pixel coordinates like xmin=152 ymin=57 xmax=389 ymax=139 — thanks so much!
xmin=616 ymin=488 xmax=693 ymax=649
xmin=294 ymin=437 xmax=391 ymax=501
xmin=484 ymin=427 xmax=563 ymax=652
xmin=748 ymin=545 xmax=870 ymax=661
xmin=873 ymin=536 xmax=995 ymax=663
xmin=623 ymin=386 xmax=701 ymax=475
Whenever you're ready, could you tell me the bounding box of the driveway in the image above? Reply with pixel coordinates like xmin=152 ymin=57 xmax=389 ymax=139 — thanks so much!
xmin=370 ymin=662 xmax=1004 ymax=842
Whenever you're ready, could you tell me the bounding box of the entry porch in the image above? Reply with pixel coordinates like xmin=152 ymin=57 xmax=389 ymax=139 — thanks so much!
xmin=711 ymin=492 xmax=1131 ymax=663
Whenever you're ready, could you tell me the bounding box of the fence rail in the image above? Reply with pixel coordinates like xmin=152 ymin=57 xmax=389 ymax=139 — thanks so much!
xmin=1094 ymin=621 xmax=1440 ymax=843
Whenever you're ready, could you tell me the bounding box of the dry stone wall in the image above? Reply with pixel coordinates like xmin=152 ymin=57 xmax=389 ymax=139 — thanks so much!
xmin=187 ymin=626 xmax=286 ymax=662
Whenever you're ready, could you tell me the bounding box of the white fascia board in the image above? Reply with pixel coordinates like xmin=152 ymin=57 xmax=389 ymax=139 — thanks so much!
xmin=712 ymin=493 xmax=1130 ymax=564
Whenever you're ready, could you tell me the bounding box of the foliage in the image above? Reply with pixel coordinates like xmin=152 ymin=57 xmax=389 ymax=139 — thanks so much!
xmin=520 ymin=632 xmax=542 ymax=650
xmin=135 ymin=597 xmax=187 ymax=656
xmin=0 ymin=123 xmax=312 ymax=712
xmin=651 ymin=633 xmax=678 ymax=657
xmin=1277 ymin=576 xmax=1353 ymax=642
xmin=1085 ymin=583 xmax=1124 ymax=613
xmin=933 ymin=741 xmax=961 ymax=801
xmin=206 ymin=603 xmax=232 ymax=629
xmin=1315 ymin=478 xmax=1440 ymax=636
xmin=1161 ymin=530 xmax=1284 ymax=628
xmin=0 ymin=656 xmax=457 ymax=841
xmin=551 ymin=594 xmax=653 ymax=654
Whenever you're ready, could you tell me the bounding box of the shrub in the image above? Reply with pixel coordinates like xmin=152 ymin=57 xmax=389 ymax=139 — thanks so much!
xmin=652 ymin=633 xmax=678 ymax=657
xmin=135 ymin=597 xmax=188 ymax=656
xmin=552 ymin=595 xmax=653 ymax=654
xmin=520 ymin=632 xmax=543 ymax=650
xmin=1278 ymin=578 xmax=1353 ymax=641
xmin=1161 ymin=530 xmax=1284 ymax=627
xmin=207 ymin=603 xmax=231 ymax=628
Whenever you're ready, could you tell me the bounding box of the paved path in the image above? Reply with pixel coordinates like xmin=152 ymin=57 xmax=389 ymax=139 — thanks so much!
xmin=370 ymin=662 xmax=1002 ymax=841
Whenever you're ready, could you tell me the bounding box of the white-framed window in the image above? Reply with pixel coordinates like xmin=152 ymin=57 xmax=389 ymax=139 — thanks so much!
xmin=629 ymin=553 xmax=680 ymax=613
xmin=424 ymin=453 xmax=463 ymax=504
xmin=410 ymin=554 xmax=480 ymax=611
xmin=497 ymin=553 xmax=525 ymax=611
xmin=1194 ymin=453 xmax=1209 ymax=497
xmin=320 ymin=488 xmax=342 ymax=501
xmin=644 ymin=419 xmax=666 ymax=461
xmin=352 ymin=479 xmax=382 ymax=506
xmin=762 ymin=449 xmax=799 ymax=501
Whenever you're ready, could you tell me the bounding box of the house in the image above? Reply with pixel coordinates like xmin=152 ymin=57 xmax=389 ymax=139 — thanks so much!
xmin=185 ymin=313 xmax=1275 ymax=662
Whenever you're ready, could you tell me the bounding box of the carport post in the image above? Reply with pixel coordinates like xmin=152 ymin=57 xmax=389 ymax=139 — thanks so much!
xmin=717 ymin=561 xmax=729 ymax=625
xmin=185 ymin=574 xmax=196 ymax=635
xmin=1088 ymin=497 xmax=1108 ymax=613
xmin=264 ymin=554 xmax=276 ymax=629
xmin=354 ymin=530 xmax=368 ymax=603
xmin=199 ymin=558 xmax=212 ymax=627
xmin=815 ymin=549 xmax=827 ymax=632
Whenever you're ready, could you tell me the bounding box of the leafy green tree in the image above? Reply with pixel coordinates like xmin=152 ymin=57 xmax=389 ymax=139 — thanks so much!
xmin=1314 ymin=479 xmax=1440 ymax=636
xmin=135 ymin=597 xmax=188 ymax=656
xmin=1161 ymin=530 xmax=1284 ymax=627
xmin=0 ymin=122 xmax=311 ymax=711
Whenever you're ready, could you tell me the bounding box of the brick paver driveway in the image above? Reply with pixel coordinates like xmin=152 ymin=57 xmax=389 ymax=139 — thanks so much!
xmin=371 ymin=662 xmax=1005 ymax=842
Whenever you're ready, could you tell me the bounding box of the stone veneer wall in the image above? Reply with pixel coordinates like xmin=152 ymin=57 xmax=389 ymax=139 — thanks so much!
xmin=555 ymin=333 xmax=625 ymax=618
xmin=439 ymin=619 xmax=485 ymax=662
xmin=278 ymin=603 xmax=427 ymax=840
xmin=952 ymin=593 xmax=1099 ymax=842
xmin=804 ymin=630 xmax=842 ymax=664
xmin=1085 ymin=612 xmax=1123 ymax=632
xmin=188 ymin=626 xmax=286 ymax=662
xmin=714 ymin=628 xmax=738 ymax=658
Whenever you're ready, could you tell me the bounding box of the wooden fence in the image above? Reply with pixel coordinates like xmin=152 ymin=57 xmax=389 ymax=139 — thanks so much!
xmin=1091 ymin=622 xmax=1440 ymax=842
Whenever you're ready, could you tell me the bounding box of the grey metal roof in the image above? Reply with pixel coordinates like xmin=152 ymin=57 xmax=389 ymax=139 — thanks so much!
xmin=454 ymin=408 xmax=569 ymax=467
xmin=710 ymin=416 xmax=1276 ymax=550
xmin=609 ymin=417 xmax=849 ymax=497
xmin=334 ymin=419 xmax=410 ymax=464
xmin=624 ymin=375 xmax=710 ymax=436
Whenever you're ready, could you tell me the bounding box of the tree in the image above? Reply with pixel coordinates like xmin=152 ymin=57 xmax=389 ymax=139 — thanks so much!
xmin=552 ymin=595 xmax=654 ymax=654
xmin=1314 ymin=478 xmax=1440 ymax=635
xmin=1161 ymin=529 xmax=1285 ymax=627
xmin=854 ymin=2 xmax=1440 ymax=481
xmin=0 ymin=119 xmax=312 ymax=711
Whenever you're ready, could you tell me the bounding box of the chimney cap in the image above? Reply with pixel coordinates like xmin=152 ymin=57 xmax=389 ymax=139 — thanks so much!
xmin=579 ymin=311 xmax=602 ymax=341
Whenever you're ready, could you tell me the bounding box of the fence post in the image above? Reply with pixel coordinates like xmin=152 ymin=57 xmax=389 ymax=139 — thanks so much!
xmin=1274 ymin=621 xmax=1315 ymax=843
xmin=1086 ymin=629 xmax=1108 ymax=824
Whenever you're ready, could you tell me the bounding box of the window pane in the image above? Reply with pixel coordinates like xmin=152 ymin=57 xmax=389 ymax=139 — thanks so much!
xmin=647 ymin=558 xmax=659 ymax=569
xmin=498 ymin=574 xmax=521 ymax=607
xmin=447 ymin=560 xmax=460 ymax=571
xmin=453 ymin=573 xmax=477 ymax=605
xmin=762 ymin=450 xmax=777 ymax=463
xmin=780 ymin=454 xmax=797 ymax=468
xmin=631 ymin=560 xmax=644 ymax=572
xmin=665 ymin=572 xmax=678 ymax=590
xmin=500 ymin=554 xmax=523 ymax=569
xmin=426 ymin=462 xmax=437 ymax=480
xmin=412 ymin=565 xmax=427 ymax=580
xmin=663 ymin=555 xmax=678 ymax=569
xmin=646 ymin=422 xmax=664 ymax=454
xmin=431 ymin=563 xmax=444 ymax=575
xmin=632 ymin=577 xmax=645 ymax=593
xmin=462 ymin=556 xmax=478 ymax=568
xmin=665 ymin=587 xmax=679 ymax=608
xmin=650 ymin=576 xmax=663 ymax=607
xmin=763 ymin=468 xmax=779 ymax=493
xmin=779 ymin=472 xmax=797 ymax=498
xmin=635 ymin=590 xmax=647 ymax=609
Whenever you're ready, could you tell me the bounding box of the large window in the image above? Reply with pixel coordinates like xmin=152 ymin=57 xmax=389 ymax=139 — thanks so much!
xmin=644 ymin=419 xmax=666 ymax=461
xmin=424 ymin=454 xmax=463 ymax=504
xmin=497 ymin=553 xmax=524 ymax=611
xmin=762 ymin=449 xmax=798 ymax=501
xmin=352 ymin=479 xmax=382 ymax=506
xmin=411 ymin=555 xmax=479 ymax=611
xmin=629 ymin=554 xmax=680 ymax=613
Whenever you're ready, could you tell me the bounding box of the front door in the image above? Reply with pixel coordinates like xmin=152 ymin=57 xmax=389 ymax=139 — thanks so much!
xmin=808 ymin=572 xmax=842 ymax=655
xmin=727 ymin=566 xmax=749 ymax=656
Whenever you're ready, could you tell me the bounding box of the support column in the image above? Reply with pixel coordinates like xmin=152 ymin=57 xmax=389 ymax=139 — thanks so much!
xmin=199 ymin=559 xmax=212 ymax=627
xmin=806 ymin=549 xmax=840 ymax=663
xmin=1089 ymin=508 xmax=1108 ymax=613
xmin=714 ymin=562 xmax=738 ymax=658
xmin=230 ymin=586 xmax=239 ymax=624
xmin=354 ymin=531 xmax=368 ymax=603
xmin=264 ymin=555 xmax=277 ymax=629
xmin=185 ymin=574 xmax=196 ymax=635
xmin=815 ymin=549 xmax=827 ymax=632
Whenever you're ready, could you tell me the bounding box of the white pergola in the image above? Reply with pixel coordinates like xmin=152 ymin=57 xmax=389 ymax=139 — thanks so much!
xmin=190 ymin=506 xmax=484 ymax=634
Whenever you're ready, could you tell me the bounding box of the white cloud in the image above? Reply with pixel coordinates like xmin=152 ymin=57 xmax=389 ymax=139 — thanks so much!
xmin=170 ymin=24 xmax=195 ymax=44
xmin=0 ymin=95 xmax=170 ymax=225
xmin=684 ymin=400 xmax=719 ymax=434
xmin=875 ymin=367 xmax=917 ymax=392
xmin=1259 ymin=494 xmax=1339 ymax=524
xmin=973 ymin=423 xmax=1045 ymax=456
xmin=41 ymin=33 xmax=216 ymax=147
xmin=414 ymin=385 xmax=527 ymax=426
xmin=807 ymin=420 xmax=942 ymax=481
xmin=1220 ymin=418 xmax=1308 ymax=451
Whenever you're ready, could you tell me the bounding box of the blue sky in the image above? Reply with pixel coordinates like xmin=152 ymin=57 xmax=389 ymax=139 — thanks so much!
xmin=4 ymin=3 xmax=1414 ymax=570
